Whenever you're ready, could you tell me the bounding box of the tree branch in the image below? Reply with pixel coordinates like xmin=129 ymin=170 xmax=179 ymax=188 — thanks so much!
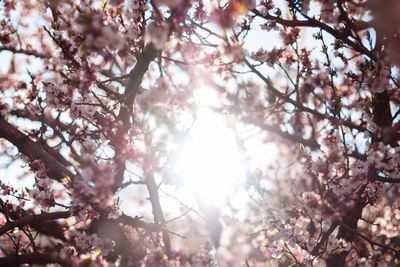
xmin=251 ymin=10 xmax=377 ymax=60
xmin=371 ymin=174 xmax=400 ymax=183
xmin=0 ymin=116 xmax=75 ymax=181
xmin=243 ymin=58 xmax=368 ymax=132
xmin=0 ymin=211 xmax=71 ymax=236
xmin=0 ymin=46 xmax=50 ymax=58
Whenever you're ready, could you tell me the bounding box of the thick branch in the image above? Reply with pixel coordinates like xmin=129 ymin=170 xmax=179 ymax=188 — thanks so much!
xmin=0 ymin=199 xmax=67 ymax=240
xmin=0 ymin=211 xmax=71 ymax=236
xmin=123 ymin=43 xmax=158 ymax=107
xmin=144 ymin=171 xmax=172 ymax=257
xmin=113 ymin=44 xmax=159 ymax=190
xmin=0 ymin=116 xmax=75 ymax=181
xmin=9 ymin=110 xmax=74 ymax=167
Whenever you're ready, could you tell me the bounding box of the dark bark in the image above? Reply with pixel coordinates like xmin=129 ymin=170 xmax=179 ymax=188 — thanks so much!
xmin=0 ymin=210 xmax=70 ymax=239
xmin=0 ymin=117 xmax=75 ymax=181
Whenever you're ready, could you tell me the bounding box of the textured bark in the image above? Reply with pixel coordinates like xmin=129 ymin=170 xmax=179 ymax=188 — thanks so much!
xmin=0 ymin=117 xmax=75 ymax=181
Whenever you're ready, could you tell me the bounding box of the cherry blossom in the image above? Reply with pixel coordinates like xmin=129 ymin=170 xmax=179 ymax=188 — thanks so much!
xmin=0 ymin=0 xmax=400 ymax=266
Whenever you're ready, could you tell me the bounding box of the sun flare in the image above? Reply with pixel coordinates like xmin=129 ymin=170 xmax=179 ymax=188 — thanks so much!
xmin=174 ymin=106 xmax=246 ymax=206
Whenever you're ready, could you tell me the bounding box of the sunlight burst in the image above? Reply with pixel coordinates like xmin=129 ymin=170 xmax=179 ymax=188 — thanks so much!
xmin=175 ymin=108 xmax=246 ymax=206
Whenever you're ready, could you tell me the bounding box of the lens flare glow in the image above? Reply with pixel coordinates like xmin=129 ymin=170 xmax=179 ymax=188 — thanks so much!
xmin=174 ymin=108 xmax=246 ymax=206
